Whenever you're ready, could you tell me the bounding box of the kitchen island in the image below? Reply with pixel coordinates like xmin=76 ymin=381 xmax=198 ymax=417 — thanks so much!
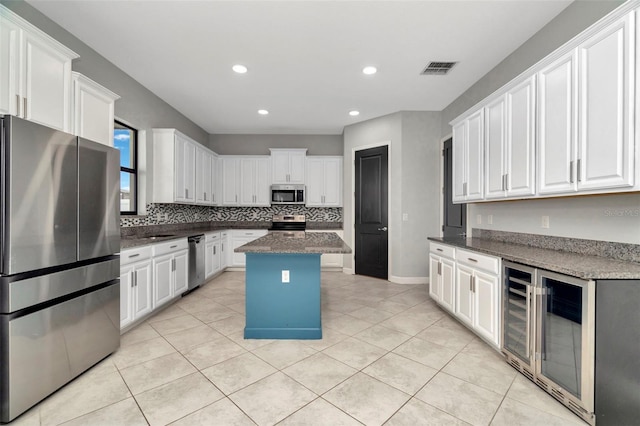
xmin=235 ymin=232 xmax=351 ymax=339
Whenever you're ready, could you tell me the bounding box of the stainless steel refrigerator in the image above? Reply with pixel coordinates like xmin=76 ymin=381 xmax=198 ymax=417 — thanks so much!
xmin=0 ymin=115 xmax=120 ymax=423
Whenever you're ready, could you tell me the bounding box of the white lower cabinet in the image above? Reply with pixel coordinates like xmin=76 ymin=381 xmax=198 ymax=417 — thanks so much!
xmin=428 ymin=242 xmax=455 ymax=312
xmin=205 ymin=232 xmax=222 ymax=279
xmin=120 ymin=246 xmax=154 ymax=329
xmin=152 ymin=239 xmax=188 ymax=309
xmin=306 ymin=230 xmax=344 ymax=269
xmin=231 ymin=229 xmax=268 ymax=267
xmin=455 ymin=249 xmax=501 ymax=347
xmin=220 ymin=231 xmax=229 ymax=269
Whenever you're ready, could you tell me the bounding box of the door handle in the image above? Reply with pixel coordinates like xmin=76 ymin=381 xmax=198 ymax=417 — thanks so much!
xmin=377 ymin=227 xmax=388 ymax=231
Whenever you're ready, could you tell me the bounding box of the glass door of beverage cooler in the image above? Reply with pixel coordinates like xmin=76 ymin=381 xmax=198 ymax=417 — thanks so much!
xmin=502 ymin=263 xmax=535 ymax=371
xmin=536 ymin=270 xmax=595 ymax=413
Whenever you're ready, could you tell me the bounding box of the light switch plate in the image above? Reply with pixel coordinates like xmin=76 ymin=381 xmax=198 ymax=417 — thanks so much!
xmin=282 ymin=270 xmax=290 ymax=283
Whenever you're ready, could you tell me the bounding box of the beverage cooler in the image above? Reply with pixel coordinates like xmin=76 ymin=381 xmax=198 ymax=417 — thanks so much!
xmin=502 ymin=261 xmax=640 ymax=426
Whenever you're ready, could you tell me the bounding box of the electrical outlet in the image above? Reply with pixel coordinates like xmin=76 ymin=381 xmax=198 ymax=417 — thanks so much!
xmin=488 ymin=215 xmax=493 ymax=225
xmin=156 ymin=213 xmax=162 ymax=221
xmin=282 ymin=270 xmax=290 ymax=283
xmin=541 ymin=215 xmax=550 ymax=229
xmin=164 ymin=213 xmax=169 ymax=220
xmin=402 ymin=213 xmax=409 ymax=221
xmin=476 ymin=214 xmax=482 ymax=225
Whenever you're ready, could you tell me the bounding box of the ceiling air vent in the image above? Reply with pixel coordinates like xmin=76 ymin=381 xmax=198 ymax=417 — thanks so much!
xmin=421 ymin=61 xmax=457 ymax=75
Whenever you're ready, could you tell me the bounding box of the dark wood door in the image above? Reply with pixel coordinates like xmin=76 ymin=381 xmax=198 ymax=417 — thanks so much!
xmin=355 ymin=146 xmax=388 ymax=279
xmin=443 ymin=138 xmax=467 ymax=238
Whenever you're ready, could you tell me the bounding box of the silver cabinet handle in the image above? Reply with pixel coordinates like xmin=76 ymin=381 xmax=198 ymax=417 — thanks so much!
xmin=204 ymin=193 xmax=207 ymax=201
xmin=436 ymin=248 xmax=443 ymax=252
xmin=172 ymin=258 xmax=175 ymax=271
xmin=23 ymin=97 xmax=27 ymax=118
xmin=16 ymin=95 xmax=20 ymax=116
xmin=437 ymin=261 xmax=442 ymax=275
xmin=128 ymin=253 xmax=140 ymax=258
xmin=576 ymin=158 xmax=581 ymax=182
xmin=377 ymin=227 xmax=388 ymax=231
xmin=467 ymin=257 xmax=478 ymax=263
xmin=463 ymin=182 xmax=467 ymax=196
xmin=570 ymin=161 xmax=575 ymax=183
xmin=170 ymin=245 xmax=178 ymax=249
xmin=213 ymin=246 xmax=216 ymax=255
xmin=185 ymin=188 xmax=189 ymax=198
xmin=235 ymin=194 xmax=238 ymax=203
xmin=471 ymin=275 xmax=475 ymax=292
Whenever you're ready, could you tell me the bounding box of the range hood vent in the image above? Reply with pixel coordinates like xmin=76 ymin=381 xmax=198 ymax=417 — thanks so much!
xmin=421 ymin=61 xmax=457 ymax=75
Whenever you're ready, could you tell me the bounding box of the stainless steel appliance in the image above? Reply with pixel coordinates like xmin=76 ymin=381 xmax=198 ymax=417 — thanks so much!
xmin=271 ymin=184 xmax=305 ymax=205
xmin=503 ymin=262 xmax=595 ymax=424
xmin=0 ymin=116 xmax=120 ymax=423
xmin=270 ymin=214 xmax=306 ymax=237
xmin=187 ymin=234 xmax=205 ymax=292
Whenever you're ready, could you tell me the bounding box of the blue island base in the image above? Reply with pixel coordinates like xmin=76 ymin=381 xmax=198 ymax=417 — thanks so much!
xmin=244 ymin=253 xmax=322 ymax=339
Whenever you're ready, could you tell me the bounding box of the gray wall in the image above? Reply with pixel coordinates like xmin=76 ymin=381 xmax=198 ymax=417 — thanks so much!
xmin=343 ymin=111 xmax=441 ymax=280
xmin=440 ymin=0 xmax=638 ymax=245
xmin=210 ymin=134 xmax=342 ymax=155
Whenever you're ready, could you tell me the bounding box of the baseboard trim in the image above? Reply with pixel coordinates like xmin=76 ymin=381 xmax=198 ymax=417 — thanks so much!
xmin=342 ymin=267 xmax=353 ymax=275
xmin=389 ymin=275 xmax=428 ymax=285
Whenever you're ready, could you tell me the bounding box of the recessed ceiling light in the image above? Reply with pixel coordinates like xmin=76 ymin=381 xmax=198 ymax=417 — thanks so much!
xmin=258 ymin=109 xmax=269 ymax=115
xmin=349 ymin=110 xmax=360 ymax=116
xmin=232 ymin=64 xmax=248 ymax=74
xmin=362 ymin=66 xmax=377 ymax=75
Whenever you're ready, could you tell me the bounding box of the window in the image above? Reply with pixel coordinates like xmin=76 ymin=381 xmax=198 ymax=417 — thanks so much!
xmin=114 ymin=121 xmax=137 ymax=214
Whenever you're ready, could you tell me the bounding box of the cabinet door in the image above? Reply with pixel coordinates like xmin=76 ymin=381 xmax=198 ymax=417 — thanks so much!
xmin=221 ymin=157 xmax=239 ymax=205
xmin=212 ymin=241 xmax=221 ymax=274
xmin=440 ymin=258 xmax=455 ymax=313
xmin=288 ymin=151 xmax=306 ymax=183
xmin=195 ymin=147 xmax=212 ymax=205
xmin=240 ymin=158 xmax=256 ymax=205
xmin=174 ymin=136 xmax=187 ymax=202
xmin=323 ymin=158 xmax=342 ymax=206
xmin=22 ymin=31 xmax=73 ymax=132
xmin=205 ymin=241 xmax=214 ymax=278
xmin=220 ymin=232 xmax=229 ymax=269
xmin=428 ymin=254 xmax=442 ymax=302
xmin=578 ymin=13 xmax=634 ymax=190
xmin=455 ymin=265 xmax=474 ymax=326
xmin=474 ymin=270 xmax=500 ymax=347
xmin=305 ymin=157 xmax=324 ymax=206
xmin=72 ymin=73 xmax=118 ymax=146
xmin=183 ymin=139 xmax=196 ymax=203
xmin=466 ymin=110 xmax=484 ymax=201
xmin=173 ymin=250 xmax=189 ymax=295
xmin=0 ymin=18 xmax=20 ymax=116
xmin=153 ymin=254 xmax=173 ymax=308
xmin=211 ymin=155 xmax=219 ymax=205
xmin=232 ymin=237 xmax=247 ymax=267
xmin=254 ymin=158 xmax=271 ymax=206
xmin=271 ymin=151 xmax=290 ymax=184
xmin=133 ymin=260 xmax=153 ymax=319
xmin=485 ymin=96 xmax=506 ymax=199
xmin=119 ymin=265 xmax=134 ymax=328
xmin=506 ymin=76 xmax=536 ymax=197
xmin=452 ymin=121 xmax=467 ymax=203
xmin=538 ymin=51 xmax=577 ymax=195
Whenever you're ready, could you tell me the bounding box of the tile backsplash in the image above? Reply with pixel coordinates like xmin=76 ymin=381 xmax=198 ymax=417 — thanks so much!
xmin=121 ymin=204 xmax=342 ymax=227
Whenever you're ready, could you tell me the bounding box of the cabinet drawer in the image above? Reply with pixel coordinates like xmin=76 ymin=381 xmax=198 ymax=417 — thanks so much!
xmin=121 ymin=246 xmax=153 ymax=265
xmin=456 ymin=248 xmax=500 ymax=274
xmin=430 ymin=242 xmax=455 ymax=259
xmin=233 ymin=230 xmax=267 ymax=238
xmin=153 ymin=238 xmax=188 ymax=257
xmin=206 ymin=232 xmax=220 ymax=242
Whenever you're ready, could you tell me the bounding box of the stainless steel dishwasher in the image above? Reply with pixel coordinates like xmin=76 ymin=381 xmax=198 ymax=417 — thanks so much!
xmin=187 ymin=234 xmax=205 ymax=293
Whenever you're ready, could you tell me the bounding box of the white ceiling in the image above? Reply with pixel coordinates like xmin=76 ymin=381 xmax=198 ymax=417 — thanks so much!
xmin=27 ymin=0 xmax=572 ymax=135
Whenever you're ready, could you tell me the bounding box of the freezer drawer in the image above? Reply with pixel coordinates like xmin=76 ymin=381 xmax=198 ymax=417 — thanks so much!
xmin=0 ymin=281 xmax=120 ymax=423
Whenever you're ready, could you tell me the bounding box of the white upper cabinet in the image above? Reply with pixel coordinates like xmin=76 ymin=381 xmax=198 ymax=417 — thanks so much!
xmin=577 ymin=11 xmax=635 ymax=190
xmin=71 ymin=72 xmax=119 ymax=146
xmin=222 ymin=156 xmax=270 ymax=206
xmin=453 ymin=3 xmax=638 ymax=203
xmin=153 ymin=129 xmax=202 ymax=204
xmin=306 ymin=156 xmax=343 ymax=207
xmin=195 ymin=146 xmax=213 ymax=205
xmin=0 ymin=5 xmax=79 ymax=132
xmin=538 ymin=50 xmax=577 ymax=195
xmin=452 ymin=109 xmax=484 ymax=203
xmin=270 ymin=149 xmax=306 ymax=184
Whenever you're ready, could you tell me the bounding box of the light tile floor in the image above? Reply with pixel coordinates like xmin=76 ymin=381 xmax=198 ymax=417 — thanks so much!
xmin=12 ymin=272 xmax=587 ymax=426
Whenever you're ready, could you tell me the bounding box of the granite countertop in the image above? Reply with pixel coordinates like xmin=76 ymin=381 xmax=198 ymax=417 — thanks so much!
xmin=235 ymin=232 xmax=352 ymax=254
xmin=121 ymin=221 xmax=344 ymax=250
xmin=429 ymin=237 xmax=640 ymax=280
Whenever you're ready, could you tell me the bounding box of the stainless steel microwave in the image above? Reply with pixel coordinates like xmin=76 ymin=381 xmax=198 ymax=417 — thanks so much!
xmin=271 ymin=184 xmax=305 ymax=205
